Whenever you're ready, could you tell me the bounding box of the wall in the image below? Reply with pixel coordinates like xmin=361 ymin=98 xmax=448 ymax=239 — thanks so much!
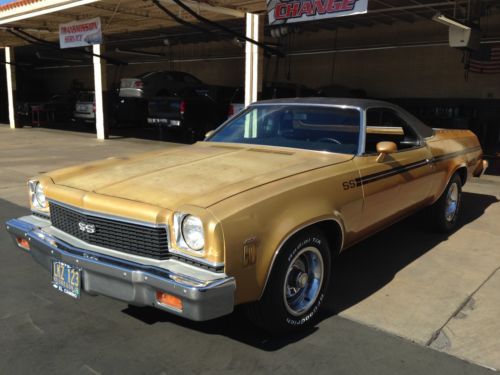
xmin=271 ymin=46 xmax=500 ymax=98
xmin=29 ymin=13 xmax=500 ymax=99
xmin=268 ymin=13 xmax=500 ymax=98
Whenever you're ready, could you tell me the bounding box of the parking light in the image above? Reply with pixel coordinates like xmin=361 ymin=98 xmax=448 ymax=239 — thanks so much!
xmin=16 ymin=237 xmax=30 ymax=251
xmin=156 ymin=291 xmax=183 ymax=311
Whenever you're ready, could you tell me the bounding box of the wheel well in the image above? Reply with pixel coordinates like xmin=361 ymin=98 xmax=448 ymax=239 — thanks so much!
xmin=312 ymin=220 xmax=343 ymax=256
xmin=456 ymin=166 xmax=467 ymax=186
xmin=260 ymin=219 xmax=344 ymax=299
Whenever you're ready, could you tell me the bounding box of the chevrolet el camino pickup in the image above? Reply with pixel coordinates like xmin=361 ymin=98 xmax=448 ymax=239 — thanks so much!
xmin=6 ymin=98 xmax=488 ymax=334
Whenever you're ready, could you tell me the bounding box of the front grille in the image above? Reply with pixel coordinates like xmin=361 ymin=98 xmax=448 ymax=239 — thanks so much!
xmin=49 ymin=201 xmax=169 ymax=260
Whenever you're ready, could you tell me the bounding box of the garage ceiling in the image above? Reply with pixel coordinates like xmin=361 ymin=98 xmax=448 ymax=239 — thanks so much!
xmin=1 ymin=0 xmax=500 ymax=46
xmin=2 ymin=0 xmax=500 ymax=70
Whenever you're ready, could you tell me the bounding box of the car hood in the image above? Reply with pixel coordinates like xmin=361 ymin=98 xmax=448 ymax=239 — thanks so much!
xmin=48 ymin=142 xmax=352 ymax=209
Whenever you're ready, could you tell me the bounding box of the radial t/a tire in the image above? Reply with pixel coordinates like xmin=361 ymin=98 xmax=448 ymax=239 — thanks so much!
xmin=429 ymin=173 xmax=463 ymax=233
xmin=246 ymin=229 xmax=332 ymax=335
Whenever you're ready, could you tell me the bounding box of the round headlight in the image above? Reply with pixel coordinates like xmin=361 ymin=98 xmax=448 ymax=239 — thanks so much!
xmin=181 ymin=215 xmax=205 ymax=251
xmin=34 ymin=183 xmax=47 ymax=208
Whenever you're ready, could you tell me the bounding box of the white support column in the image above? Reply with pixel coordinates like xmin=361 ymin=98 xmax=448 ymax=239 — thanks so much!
xmin=244 ymin=13 xmax=263 ymax=138
xmin=244 ymin=13 xmax=263 ymax=108
xmin=93 ymin=43 xmax=108 ymax=140
xmin=5 ymin=47 xmax=17 ymax=129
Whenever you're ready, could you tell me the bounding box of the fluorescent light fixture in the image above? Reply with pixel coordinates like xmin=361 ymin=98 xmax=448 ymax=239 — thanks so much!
xmin=115 ymin=48 xmax=165 ymax=57
xmin=432 ymin=13 xmax=471 ymax=31
xmin=0 ymin=0 xmax=100 ymax=25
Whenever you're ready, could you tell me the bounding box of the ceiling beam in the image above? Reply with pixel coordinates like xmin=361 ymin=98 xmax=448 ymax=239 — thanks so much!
xmin=371 ymin=0 xmax=428 ymax=21
xmin=159 ymin=0 xmax=245 ymax=18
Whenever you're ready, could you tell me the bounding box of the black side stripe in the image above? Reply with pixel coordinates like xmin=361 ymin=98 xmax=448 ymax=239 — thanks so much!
xmin=431 ymin=146 xmax=481 ymax=163
xmin=357 ymin=146 xmax=481 ymax=187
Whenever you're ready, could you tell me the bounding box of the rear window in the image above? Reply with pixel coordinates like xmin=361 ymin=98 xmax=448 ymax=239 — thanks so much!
xmin=77 ymin=92 xmax=94 ymax=102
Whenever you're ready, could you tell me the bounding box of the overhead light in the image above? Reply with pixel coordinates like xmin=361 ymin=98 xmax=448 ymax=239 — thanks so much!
xmin=432 ymin=13 xmax=470 ymax=31
xmin=115 ymin=48 xmax=165 ymax=57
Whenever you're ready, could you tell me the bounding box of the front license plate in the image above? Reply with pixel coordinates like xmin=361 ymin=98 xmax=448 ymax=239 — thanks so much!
xmin=51 ymin=261 xmax=81 ymax=299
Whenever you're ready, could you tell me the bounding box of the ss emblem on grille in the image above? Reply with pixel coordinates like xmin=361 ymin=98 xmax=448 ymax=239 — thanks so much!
xmin=78 ymin=222 xmax=96 ymax=234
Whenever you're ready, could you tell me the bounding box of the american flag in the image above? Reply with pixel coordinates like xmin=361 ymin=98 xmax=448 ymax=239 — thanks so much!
xmin=468 ymin=45 xmax=500 ymax=74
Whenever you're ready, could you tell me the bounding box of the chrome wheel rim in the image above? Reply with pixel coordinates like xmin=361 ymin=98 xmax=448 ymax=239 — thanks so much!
xmin=283 ymin=246 xmax=324 ymax=317
xmin=445 ymin=182 xmax=459 ymax=222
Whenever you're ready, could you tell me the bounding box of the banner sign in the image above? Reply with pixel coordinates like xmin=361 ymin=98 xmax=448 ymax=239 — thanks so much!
xmin=267 ymin=0 xmax=368 ymax=26
xmin=59 ymin=17 xmax=102 ymax=49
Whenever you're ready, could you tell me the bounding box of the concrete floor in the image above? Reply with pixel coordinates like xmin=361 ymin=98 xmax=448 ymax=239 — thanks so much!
xmin=1 ymin=125 xmax=499 ymax=374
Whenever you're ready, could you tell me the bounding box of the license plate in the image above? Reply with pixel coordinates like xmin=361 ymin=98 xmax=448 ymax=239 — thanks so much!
xmin=77 ymin=105 xmax=87 ymax=112
xmin=51 ymin=261 xmax=81 ymax=299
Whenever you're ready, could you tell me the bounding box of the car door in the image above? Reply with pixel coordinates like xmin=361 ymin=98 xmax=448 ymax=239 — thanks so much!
xmin=354 ymin=107 xmax=434 ymax=235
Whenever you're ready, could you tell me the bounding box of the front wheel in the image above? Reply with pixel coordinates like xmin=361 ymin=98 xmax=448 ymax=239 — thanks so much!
xmin=429 ymin=173 xmax=462 ymax=232
xmin=246 ymin=229 xmax=331 ymax=335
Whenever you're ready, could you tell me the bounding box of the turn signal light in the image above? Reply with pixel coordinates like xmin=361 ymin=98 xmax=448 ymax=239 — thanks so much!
xmin=16 ymin=237 xmax=30 ymax=251
xmin=156 ymin=291 xmax=183 ymax=311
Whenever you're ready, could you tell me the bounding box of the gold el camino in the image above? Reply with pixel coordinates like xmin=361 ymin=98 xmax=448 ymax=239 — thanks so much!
xmin=6 ymin=98 xmax=488 ymax=334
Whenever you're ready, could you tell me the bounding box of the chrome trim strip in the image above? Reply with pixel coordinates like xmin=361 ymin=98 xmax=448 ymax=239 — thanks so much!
xmin=251 ymin=103 xmax=362 ymax=110
xmin=169 ymin=248 xmax=225 ymax=269
xmin=31 ymin=210 xmax=50 ymax=219
xmin=358 ymin=108 xmax=366 ymax=156
xmin=48 ymin=199 xmax=167 ymax=229
xmin=260 ymin=217 xmax=345 ymax=299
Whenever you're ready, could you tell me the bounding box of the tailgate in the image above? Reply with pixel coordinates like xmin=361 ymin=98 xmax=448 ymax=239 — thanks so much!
xmin=120 ymin=78 xmax=140 ymax=89
xmin=148 ymin=97 xmax=182 ymax=118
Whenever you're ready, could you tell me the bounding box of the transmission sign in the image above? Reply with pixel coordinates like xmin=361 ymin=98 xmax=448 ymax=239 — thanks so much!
xmin=267 ymin=0 xmax=368 ymax=25
xmin=59 ymin=17 xmax=102 ymax=49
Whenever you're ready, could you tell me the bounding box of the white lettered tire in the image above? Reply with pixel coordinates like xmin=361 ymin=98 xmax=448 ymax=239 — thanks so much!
xmin=246 ymin=229 xmax=332 ymax=335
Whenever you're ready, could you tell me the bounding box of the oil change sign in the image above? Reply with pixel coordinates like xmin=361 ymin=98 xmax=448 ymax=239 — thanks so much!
xmin=59 ymin=17 xmax=102 ymax=49
xmin=267 ymin=0 xmax=368 ymax=25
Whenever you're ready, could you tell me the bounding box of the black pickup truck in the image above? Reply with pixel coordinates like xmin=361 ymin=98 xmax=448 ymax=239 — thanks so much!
xmin=147 ymin=89 xmax=223 ymax=142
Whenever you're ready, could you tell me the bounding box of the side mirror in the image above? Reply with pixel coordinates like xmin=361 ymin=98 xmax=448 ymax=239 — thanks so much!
xmin=205 ymin=130 xmax=215 ymax=139
xmin=376 ymin=141 xmax=397 ymax=162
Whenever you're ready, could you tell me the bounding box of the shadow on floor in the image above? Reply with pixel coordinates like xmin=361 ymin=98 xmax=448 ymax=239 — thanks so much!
xmin=325 ymin=191 xmax=498 ymax=314
xmin=123 ymin=191 xmax=498 ymax=350
xmin=23 ymin=121 xmax=192 ymax=144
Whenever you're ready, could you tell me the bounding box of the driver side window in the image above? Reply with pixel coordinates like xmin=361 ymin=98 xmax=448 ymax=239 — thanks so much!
xmin=365 ymin=108 xmax=420 ymax=154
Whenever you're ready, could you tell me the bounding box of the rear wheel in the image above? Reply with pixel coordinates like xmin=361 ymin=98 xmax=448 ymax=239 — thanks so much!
xmin=429 ymin=173 xmax=462 ymax=232
xmin=246 ymin=229 xmax=331 ymax=335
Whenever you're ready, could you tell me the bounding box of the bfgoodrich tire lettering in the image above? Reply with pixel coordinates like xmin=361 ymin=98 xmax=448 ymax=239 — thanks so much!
xmin=246 ymin=229 xmax=332 ymax=335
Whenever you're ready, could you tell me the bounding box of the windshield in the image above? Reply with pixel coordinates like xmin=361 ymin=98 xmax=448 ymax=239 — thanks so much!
xmin=208 ymin=105 xmax=361 ymax=154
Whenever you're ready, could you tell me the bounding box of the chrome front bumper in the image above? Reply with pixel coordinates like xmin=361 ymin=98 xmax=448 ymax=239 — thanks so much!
xmin=5 ymin=216 xmax=235 ymax=321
